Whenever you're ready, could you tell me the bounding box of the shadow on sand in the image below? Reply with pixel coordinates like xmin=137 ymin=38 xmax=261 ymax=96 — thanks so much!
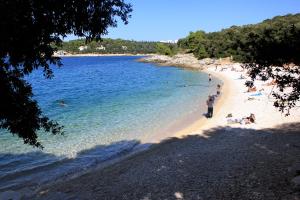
xmin=2 ymin=122 xmax=300 ymax=200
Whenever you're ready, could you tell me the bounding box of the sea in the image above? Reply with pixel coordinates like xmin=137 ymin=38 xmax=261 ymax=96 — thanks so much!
xmin=0 ymin=56 xmax=220 ymax=192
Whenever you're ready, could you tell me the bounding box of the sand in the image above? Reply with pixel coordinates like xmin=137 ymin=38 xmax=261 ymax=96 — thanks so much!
xmin=173 ymin=66 xmax=300 ymax=139
xmin=141 ymin=63 xmax=300 ymax=144
xmin=27 ymin=60 xmax=300 ymax=199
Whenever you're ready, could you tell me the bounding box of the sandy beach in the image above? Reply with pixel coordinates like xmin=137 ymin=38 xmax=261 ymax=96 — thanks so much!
xmin=173 ymin=66 xmax=300 ymax=139
xmin=24 ymin=55 xmax=300 ymax=200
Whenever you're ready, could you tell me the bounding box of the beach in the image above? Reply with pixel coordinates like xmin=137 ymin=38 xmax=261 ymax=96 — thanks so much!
xmin=22 ymin=54 xmax=300 ymax=200
xmin=2 ymin=1 xmax=299 ymax=199
xmin=173 ymin=66 xmax=300 ymax=139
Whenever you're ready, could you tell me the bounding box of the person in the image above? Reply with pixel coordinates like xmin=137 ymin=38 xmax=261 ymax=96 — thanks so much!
xmin=239 ymin=74 xmax=246 ymax=79
xmin=247 ymin=86 xmax=257 ymax=92
xmin=243 ymin=113 xmax=256 ymax=124
xmin=208 ymin=74 xmax=212 ymax=82
xmin=216 ymin=84 xmax=221 ymax=96
xmin=226 ymin=113 xmax=256 ymax=125
xmin=226 ymin=114 xmax=242 ymax=124
xmin=58 ymin=100 xmax=66 ymax=107
xmin=206 ymin=95 xmax=215 ymax=118
xmin=265 ymin=79 xmax=277 ymax=86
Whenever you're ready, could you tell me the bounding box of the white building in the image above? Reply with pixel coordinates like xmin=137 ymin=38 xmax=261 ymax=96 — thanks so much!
xmin=159 ymin=40 xmax=178 ymax=44
xmin=121 ymin=46 xmax=128 ymax=50
xmin=96 ymin=45 xmax=106 ymax=50
xmin=78 ymin=46 xmax=88 ymax=51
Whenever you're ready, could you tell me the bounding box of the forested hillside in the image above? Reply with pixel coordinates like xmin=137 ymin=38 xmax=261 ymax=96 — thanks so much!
xmin=178 ymin=14 xmax=300 ymax=62
xmin=58 ymin=38 xmax=161 ymax=54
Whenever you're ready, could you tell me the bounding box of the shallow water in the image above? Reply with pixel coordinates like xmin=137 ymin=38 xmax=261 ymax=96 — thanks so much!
xmin=0 ymin=56 xmax=220 ymax=191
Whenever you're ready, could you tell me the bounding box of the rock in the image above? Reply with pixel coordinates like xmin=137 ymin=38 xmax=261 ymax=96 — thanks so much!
xmin=282 ymin=193 xmax=300 ymax=200
xmin=0 ymin=190 xmax=22 ymax=200
xmin=139 ymin=54 xmax=206 ymax=69
xmin=174 ymin=192 xmax=183 ymax=199
xmin=36 ymin=192 xmax=71 ymax=200
xmin=289 ymin=163 xmax=300 ymax=176
xmin=291 ymin=176 xmax=300 ymax=190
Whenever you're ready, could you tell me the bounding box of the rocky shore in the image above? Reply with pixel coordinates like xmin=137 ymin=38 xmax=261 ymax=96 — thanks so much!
xmin=138 ymin=53 xmax=234 ymax=70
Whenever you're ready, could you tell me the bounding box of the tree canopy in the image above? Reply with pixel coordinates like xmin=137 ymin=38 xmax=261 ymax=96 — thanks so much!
xmin=0 ymin=0 xmax=132 ymax=148
xmin=179 ymin=14 xmax=300 ymax=115
xmin=155 ymin=43 xmax=178 ymax=56
xmin=58 ymin=38 xmax=160 ymax=54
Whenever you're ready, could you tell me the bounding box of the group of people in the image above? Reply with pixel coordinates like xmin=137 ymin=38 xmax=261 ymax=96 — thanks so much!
xmin=206 ymin=74 xmax=221 ymax=118
xmin=206 ymin=73 xmax=257 ymax=125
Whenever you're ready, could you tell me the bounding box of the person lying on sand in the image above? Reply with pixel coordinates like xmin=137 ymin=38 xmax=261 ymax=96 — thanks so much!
xmin=264 ymin=79 xmax=277 ymax=86
xmin=244 ymin=113 xmax=256 ymax=124
xmin=247 ymin=88 xmax=264 ymax=96
xmin=247 ymin=86 xmax=257 ymax=92
xmin=226 ymin=113 xmax=256 ymax=125
xmin=249 ymin=92 xmax=263 ymax=97
xmin=220 ymin=67 xmax=227 ymax=71
xmin=244 ymin=97 xmax=261 ymax=102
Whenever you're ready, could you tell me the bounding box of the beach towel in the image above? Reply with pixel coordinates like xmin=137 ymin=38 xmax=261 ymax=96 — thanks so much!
xmin=250 ymin=92 xmax=262 ymax=97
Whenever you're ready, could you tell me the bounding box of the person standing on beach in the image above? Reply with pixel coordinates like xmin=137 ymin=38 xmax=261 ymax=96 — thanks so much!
xmin=206 ymin=95 xmax=215 ymax=118
xmin=208 ymin=74 xmax=212 ymax=82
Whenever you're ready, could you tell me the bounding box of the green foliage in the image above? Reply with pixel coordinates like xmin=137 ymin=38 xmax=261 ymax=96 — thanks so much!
xmin=180 ymin=13 xmax=300 ymax=115
xmin=155 ymin=43 xmax=178 ymax=56
xmin=58 ymin=38 xmax=159 ymax=54
xmin=241 ymin=17 xmax=300 ymax=115
xmin=195 ymin=45 xmax=209 ymax=59
xmin=0 ymin=0 xmax=132 ymax=147
xmin=179 ymin=14 xmax=300 ymax=62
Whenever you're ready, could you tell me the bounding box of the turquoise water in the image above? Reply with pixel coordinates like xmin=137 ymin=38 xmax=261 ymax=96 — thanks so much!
xmin=0 ymin=56 xmax=220 ymax=191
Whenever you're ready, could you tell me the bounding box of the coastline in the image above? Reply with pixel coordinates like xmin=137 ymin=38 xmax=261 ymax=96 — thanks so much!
xmin=136 ymin=54 xmax=233 ymax=142
xmin=54 ymin=53 xmax=154 ymax=57
xmin=141 ymin=70 xmax=228 ymax=144
xmin=137 ymin=53 xmax=204 ymax=70
xmin=139 ymin=54 xmax=300 ymax=136
xmin=172 ymin=70 xmax=232 ymax=139
xmin=22 ymin=54 xmax=300 ymax=199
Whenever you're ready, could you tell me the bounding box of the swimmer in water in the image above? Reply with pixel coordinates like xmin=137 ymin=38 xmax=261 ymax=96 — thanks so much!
xmin=58 ymin=100 xmax=66 ymax=107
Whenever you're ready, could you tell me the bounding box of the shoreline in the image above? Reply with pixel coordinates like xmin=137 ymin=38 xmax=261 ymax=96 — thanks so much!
xmin=10 ymin=54 xmax=300 ymax=199
xmin=137 ymin=53 xmax=204 ymax=70
xmin=33 ymin=53 xmax=300 ymax=199
xmin=141 ymin=70 xmax=228 ymax=144
xmin=0 ymin=55 xmax=223 ymax=197
xmin=139 ymin=54 xmax=300 ymax=136
xmin=137 ymin=54 xmax=233 ymax=142
xmin=34 ymin=56 xmax=233 ymax=190
xmin=173 ymin=70 xmax=232 ymax=139
xmin=54 ymin=53 xmax=153 ymax=57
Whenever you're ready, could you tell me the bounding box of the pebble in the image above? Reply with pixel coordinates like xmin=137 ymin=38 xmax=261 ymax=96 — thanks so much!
xmin=0 ymin=190 xmax=22 ymax=200
xmin=291 ymin=176 xmax=300 ymax=190
xmin=174 ymin=192 xmax=184 ymax=199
